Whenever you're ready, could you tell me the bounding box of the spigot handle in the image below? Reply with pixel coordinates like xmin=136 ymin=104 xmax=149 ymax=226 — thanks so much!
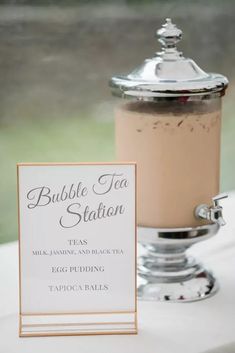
xmin=212 ymin=193 xmax=228 ymax=207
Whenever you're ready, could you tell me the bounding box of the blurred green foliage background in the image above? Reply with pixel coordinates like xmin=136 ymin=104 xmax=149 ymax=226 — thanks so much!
xmin=0 ymin=0 xmax=235 ymax=243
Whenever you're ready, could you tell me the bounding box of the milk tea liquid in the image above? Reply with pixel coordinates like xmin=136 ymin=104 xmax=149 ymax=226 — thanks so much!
xmin=115 ymin=99 xmax=221 ymax=228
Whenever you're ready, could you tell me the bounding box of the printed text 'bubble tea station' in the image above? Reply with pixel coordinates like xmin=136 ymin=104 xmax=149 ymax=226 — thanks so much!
xmin=110 ymin=19 xmax=228 ymax=302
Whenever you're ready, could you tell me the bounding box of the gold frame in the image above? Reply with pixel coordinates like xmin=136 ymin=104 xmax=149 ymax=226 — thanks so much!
xmin=17 ymin=162 xmax=137 ymax=337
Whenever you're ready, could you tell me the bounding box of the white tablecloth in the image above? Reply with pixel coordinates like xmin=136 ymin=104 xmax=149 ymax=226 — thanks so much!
xmin=0 ymin=194 xmax=235 ymax=353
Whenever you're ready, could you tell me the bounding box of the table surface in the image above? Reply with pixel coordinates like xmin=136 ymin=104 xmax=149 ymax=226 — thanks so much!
xmin=0 ymin=194 xmax=235 ymax=353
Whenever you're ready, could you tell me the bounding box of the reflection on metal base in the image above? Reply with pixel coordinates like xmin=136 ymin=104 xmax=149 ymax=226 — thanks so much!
xmin=137 ymin=224 xmax=220 ymax=302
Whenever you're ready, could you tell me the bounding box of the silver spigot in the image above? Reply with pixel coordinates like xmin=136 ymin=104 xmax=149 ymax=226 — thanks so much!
xmin=195 ymin=193 xmax=228 ymax=226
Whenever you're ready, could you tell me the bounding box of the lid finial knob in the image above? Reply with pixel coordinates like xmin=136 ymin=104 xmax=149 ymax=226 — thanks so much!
xmin=157 ymin=18 xmax=182 ymax=51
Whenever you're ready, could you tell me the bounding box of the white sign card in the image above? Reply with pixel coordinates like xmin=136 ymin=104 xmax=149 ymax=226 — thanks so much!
xmin=17 ymin=163 xmax=137 ymax=337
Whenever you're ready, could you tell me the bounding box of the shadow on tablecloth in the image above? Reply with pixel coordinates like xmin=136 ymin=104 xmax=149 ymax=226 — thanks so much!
xmin=202 ymin=343 xmax=235 ymax=353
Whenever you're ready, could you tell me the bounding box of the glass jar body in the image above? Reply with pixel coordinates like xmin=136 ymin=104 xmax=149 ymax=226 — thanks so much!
xmin=115 ymin=97 xmax=222 ymax=228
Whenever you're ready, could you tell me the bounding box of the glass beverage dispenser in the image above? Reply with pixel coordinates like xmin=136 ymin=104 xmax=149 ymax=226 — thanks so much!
xmin=110 ymin=19 xmax=228 ymax=302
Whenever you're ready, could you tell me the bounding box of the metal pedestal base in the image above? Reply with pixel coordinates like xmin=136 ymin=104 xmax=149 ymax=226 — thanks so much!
xmin=137 ymin=224 xmax=220 ymax=302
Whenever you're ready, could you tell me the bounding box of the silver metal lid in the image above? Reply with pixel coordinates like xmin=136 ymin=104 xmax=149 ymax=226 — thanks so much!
xmin=110 ymin=18 xmax=228 ymax=98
